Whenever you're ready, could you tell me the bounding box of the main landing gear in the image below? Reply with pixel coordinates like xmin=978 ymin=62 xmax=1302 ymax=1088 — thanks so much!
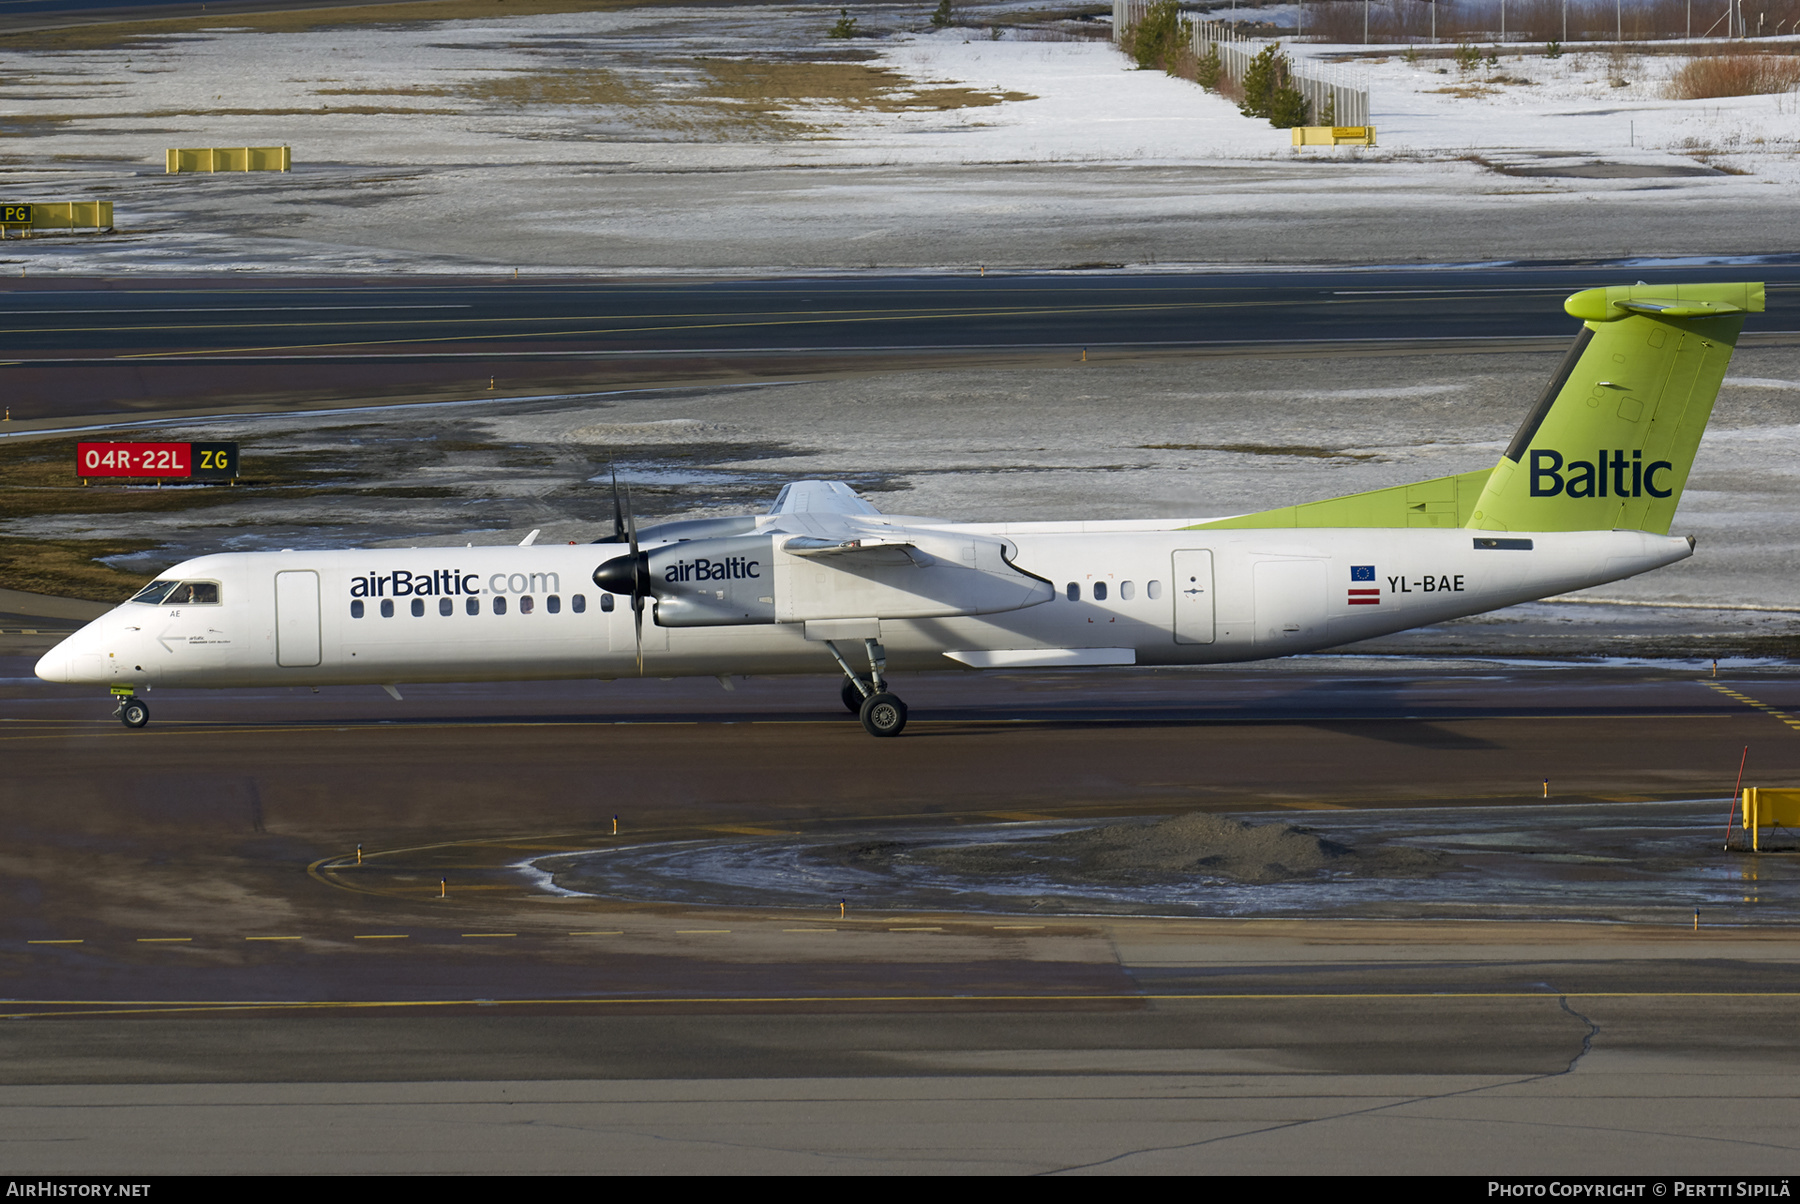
xmin=114 ymin=693 xmax=149 ymax=729
xmin=825 ymin=638 xmax=908 ymax=738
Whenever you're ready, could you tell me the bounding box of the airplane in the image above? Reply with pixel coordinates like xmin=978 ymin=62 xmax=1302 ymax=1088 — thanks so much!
xmin=35 ymin=281 xmax=1764 ymax=737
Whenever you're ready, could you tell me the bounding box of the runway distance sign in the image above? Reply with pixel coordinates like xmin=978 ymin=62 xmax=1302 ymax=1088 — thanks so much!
xmin=77 ymin=441 xmax=238 ymax=480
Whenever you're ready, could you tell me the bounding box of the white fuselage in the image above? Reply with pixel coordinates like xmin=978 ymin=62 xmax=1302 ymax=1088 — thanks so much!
xmin=35 ymin=522 xmax=1692 ymax=691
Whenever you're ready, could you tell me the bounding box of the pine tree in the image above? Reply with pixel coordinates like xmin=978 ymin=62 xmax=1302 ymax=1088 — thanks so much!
xmin=931 ymin=0 xmax=951 ymax=29
xmin=1195 ymin=42 xmax=1221 ymax=89
xmin=1237 ymin=43 xmax=1284 ymax=119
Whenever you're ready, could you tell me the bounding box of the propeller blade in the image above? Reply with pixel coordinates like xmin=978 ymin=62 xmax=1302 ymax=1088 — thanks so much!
xmin=609 ymin=470 xmax=625 ymax=543
xmin=633 ymin=593 xmax=644 ymax=676
xmin=625 ymin=482 xmax=638 ymax=558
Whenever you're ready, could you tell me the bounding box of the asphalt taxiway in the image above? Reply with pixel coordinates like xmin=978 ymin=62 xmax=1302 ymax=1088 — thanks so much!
xmin=5 ymin=264 xmax=1797 ymax=425
xmin=4 ymin=657 xmax=1800 ymax=1170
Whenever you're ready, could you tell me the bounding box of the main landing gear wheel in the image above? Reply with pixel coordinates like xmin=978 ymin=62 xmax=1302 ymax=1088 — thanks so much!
xmin=118 ymin=698 xmax=149 ymax=729
xmin=840 ymin=675 xmax=872 ymax=714
xmin=859 ymin=691 xmax=907 ymax=738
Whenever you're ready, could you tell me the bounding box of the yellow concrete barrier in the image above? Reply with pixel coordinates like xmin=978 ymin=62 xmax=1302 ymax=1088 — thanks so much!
xmin=0 ymin=201 xmax=114 ymax=235
xmin=1292 ymin=126 xmax=1377 ymax=147
xmin=166 ymin=146 xmax=291 ymax=173
xmin=1743 ymin=788 xmax=1800 ymax=851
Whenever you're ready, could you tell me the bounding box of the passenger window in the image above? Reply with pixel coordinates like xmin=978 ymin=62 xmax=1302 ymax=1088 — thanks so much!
xmin=1093 ymin=581 xmax=1108 ymax=601
xmin=494 ymin=596 xmax=508 ymax=615
xmin=1066 ymin=583 xmax=1080 ymax=602
xmin=411 ymin=598 xmax=424 ymax=617
xmin=439 ymin=597 xmax=453 ymax=617
xmin=380 ymin=599 xmax=394 ymax=618
xmin=520 ymin=596 xmax=534 ymax=615
xmin=1120 ymin=581 xmax=1135 ymax=601
xmin=1147 ymin=580 xmax=1163 ymax=600
xmin=466 ymin=597 xmax=480 ymax=616
xmin=600 ymin=594 xmax=615 ymax=613
xmin=351 ymin=600 xmax=365 ymax=619
xmin=547 ymin=595 xmax=561 ymax=614
xmin=572 ymin=595 xmax=587 ymax=614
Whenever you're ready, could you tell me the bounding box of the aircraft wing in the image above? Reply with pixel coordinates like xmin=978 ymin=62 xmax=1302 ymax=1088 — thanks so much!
xmin=768 ymin=480 xmax=882 ymax=517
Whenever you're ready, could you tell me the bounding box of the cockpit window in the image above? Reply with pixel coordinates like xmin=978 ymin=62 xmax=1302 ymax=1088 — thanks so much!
xmin=169 ymin=581 xmax=220 ymax=605
xmin=132 ymin=580 xmax=220 ymax=605
xmin=129 ymin=580 xmax=180 ymax=605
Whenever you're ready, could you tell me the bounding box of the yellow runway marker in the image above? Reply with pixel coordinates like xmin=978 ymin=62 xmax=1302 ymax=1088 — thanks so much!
xmin=244 ymin=936 xmax=302 ymax=942
xmin=890 ymin=927 xmax=945 ymax=932
xmin=675 ymin=930 xmax=731 ymax=934
xmin=136 ymin=938 xmax=192 ymax=943
xmin=782 ymin=929 xmax=839 ymax=933
xmin=353 ymin=934 xmax=409 ymax=940
xmin=567 ymin=931 xmax=624 ymax=936
xmin=460 ymin=933 xmax=516 ymax=938
xmin=27 ymin=939 xmax=82 ymax=945
xmin=1707 ymin=682 xmax=1800 ymax=731
xmin=993 ymin=926 xmax=1044 ymax=930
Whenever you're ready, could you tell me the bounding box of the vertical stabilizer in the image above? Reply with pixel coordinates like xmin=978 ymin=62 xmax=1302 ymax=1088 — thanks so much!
xmin=1467 ymin=282 xmax=1763 ymax=534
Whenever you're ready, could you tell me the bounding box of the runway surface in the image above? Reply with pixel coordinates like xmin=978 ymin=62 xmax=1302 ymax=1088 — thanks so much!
xmin=4 ymin=656 xmax=1800 ymax=1170
xmin=5 ymin=264 xmax=1797 ymax=425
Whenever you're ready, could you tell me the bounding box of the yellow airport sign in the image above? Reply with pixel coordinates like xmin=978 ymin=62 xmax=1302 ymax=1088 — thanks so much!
xmin=0 ymin=201 xmax=113 ymax=234
xmin=1742 ymin=788 xmax=1800 ymax=851
xmin=166 ymin=146 xmax=292 ymax=173
xmin=1292 ymin=126 xmax=1377 ymax=147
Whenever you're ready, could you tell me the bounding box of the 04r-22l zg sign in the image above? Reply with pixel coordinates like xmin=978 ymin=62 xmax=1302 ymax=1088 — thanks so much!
xmin=76 ymin=441 xmax=238 ymax=481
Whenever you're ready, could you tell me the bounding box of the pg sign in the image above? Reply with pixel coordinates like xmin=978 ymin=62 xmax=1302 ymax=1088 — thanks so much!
xmin=1 ymin=204 xmax=31 ymax=224
xmin=77 ymin=441 xmax=238 ymax=481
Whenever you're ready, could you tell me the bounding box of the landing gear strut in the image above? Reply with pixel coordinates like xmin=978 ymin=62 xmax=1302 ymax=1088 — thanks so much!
xmin=825 ymin=638 xmax=908 ymax=738
xmin=115 ymin=695 xmax=149 ymax=729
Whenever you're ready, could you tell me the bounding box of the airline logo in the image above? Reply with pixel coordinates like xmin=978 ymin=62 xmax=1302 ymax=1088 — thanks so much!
xmin=1348 ymin=565 xmax=1380 ymax=606
xmin=1529 ymin=449 xmax=1673 ymax=499
xmin=664 ymin=555 xmax=761 ymax=584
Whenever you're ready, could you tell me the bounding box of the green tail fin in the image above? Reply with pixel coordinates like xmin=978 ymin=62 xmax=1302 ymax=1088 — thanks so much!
xmin=1180 ymin=281 xmax=1763 ymax=535
xmin=1467 ymin=281 xmax=1763 ymax=534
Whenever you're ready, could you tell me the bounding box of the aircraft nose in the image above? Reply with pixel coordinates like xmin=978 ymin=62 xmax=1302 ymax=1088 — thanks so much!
xmin=34 ymin=643 xmax=71 ymax=683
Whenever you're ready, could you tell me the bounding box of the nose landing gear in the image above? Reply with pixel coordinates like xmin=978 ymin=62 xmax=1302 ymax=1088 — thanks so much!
xmin=824 ymin=637 xmax=908 ymax=737
xmin=115 ymin=694 xmax=149 ymax=728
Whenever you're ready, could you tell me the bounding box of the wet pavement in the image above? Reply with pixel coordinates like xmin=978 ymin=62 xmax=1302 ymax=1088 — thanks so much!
xmin=541 ymin=799 xmax=1798 ymax=925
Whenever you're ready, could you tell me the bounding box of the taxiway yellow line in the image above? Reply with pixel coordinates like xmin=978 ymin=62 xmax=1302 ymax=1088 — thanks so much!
xmin=13 ymin=989 xmax=1800 ymax=1023
xmin=1706 ymin=682 xmax=1800 ymax=731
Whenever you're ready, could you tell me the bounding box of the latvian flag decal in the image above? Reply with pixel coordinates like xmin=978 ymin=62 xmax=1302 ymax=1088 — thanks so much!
xmin=1349 ymin=565 xmax=1380 ymax=605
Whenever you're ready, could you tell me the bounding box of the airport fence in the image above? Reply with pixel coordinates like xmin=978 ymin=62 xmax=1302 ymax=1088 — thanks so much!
xmin=1111 ymin=0 xmax=1370 ymax=128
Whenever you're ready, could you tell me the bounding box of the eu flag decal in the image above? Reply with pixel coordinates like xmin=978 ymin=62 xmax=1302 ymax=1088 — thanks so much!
xmin=1351 ymin=566 xmax=1376 ymax=581
xmin=1348 ymin=565 xmax=1380 ymax=606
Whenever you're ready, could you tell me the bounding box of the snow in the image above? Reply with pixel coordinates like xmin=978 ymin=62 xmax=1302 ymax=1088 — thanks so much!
xmin=0 ymin=7 xmax=1795 ymax=273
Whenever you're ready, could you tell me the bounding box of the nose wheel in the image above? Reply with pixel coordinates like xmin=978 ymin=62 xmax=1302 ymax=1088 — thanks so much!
xmin=116 ymin=696 xmax=149 ymax=729
xmin=825 ymin=638 xmax=908 ymax=737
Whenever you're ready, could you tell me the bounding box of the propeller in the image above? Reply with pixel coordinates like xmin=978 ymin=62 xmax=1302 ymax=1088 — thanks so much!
xmin=591 ymin=476 xmax=650 ymax=675
xmin=625 ymin=481 xmax=644 ymax=675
